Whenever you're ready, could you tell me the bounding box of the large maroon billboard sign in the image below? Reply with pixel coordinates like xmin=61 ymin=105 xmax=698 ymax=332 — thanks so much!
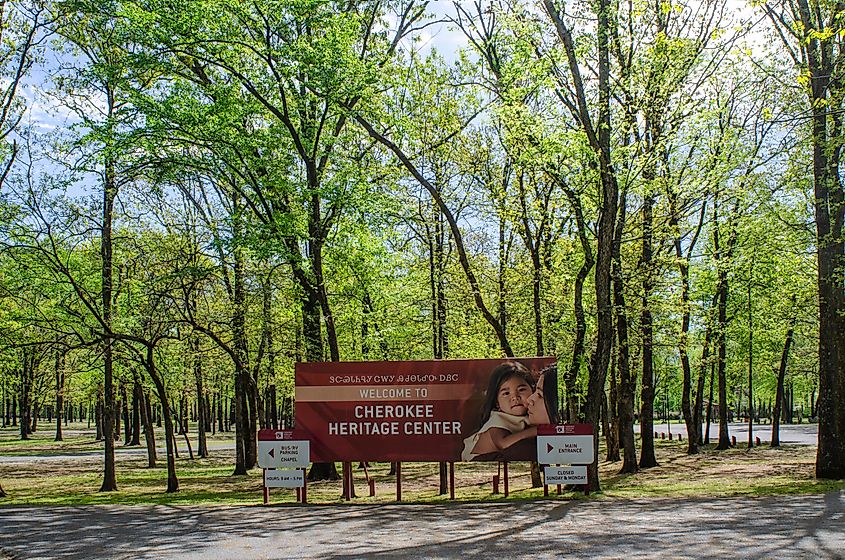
xmin=294 ymin=357 xmax=557 ymax=462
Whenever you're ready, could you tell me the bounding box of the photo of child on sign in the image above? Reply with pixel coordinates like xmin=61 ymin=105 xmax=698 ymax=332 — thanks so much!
xmin=462 ymin=362 xmax=559 ymax=461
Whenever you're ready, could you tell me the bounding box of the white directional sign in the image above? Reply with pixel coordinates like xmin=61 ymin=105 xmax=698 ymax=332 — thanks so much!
xmin=544 ymin=465 xmax=588 ymax=485
xmin=265 ymin=469 xmax=305 ymax=488
xmin=258 ymin=440 xmax=310 ymax=469
xmin=537 ymin=434 xmax=594 ymax=465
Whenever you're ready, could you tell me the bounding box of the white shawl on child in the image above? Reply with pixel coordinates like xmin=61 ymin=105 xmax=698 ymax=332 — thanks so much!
xmin=461 ymin=411 xmax=530 ymax=461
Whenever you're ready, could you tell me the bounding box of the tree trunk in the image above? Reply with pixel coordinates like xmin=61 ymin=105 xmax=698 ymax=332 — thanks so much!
xmin=806 ymin=31 xmax=845 ymax=480
xmin=715 ymin=260 xmax=731 ymax=450
xmin=303 ymin=288 xmax=340 ymax=482
xmin=712 ymin=196 xmax=733 ymax=450
xmin=121 ymin=386 xmax=131 ymax=445
xmin=677 ymin=204 xmax=709 ymax=454
xmin=95 ymin=391 xmax=103 ymax=441
xmin=145 ymin=347 xmax=178 ymax=493
xmin=99 ymin=100 xmax=118 ymax=491
xmin=516 ymin=172 xmax=545 ymax=356
xmin=746 ymin=271 xmax=754 ymax=449
xmin=19 ymin=351 xmax=32 ymax=440
xmin=560 ymin=184 xmax=593 ymax=423
xmin=54 ymin=350 xmax=65 ymax=442
xmin=496 ymin=207 xmax=508 ymax=353
xmin=772 ymin=306 xmax=797 ymax=447
xmin=193 ymin=338 xmax=208 ymax=458
xmin=263 ymin=273 xmax=277 ymax=432
xmin=639 ymin=191 xmax=658 ymax=468
xmin=130 ymin=378 xmax=141 ymax=446
xmin=231 ymin=194 xmax=251 ymax=476
xmin=693 ymin=324 xmax=712 ymax=449
xmin=426 ymin=202 xmax=451 ymax=496
xmin=606 ymin=341 xmax=620 ymax=462
xmin=612 ymin=192 xmax=636 ymax=473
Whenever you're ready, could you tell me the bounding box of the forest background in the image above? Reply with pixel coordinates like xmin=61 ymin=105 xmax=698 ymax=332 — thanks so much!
xmin=0 ymin=0 xmax=843 ymax=497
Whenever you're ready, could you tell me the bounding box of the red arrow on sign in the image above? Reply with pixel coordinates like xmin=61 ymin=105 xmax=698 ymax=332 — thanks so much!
xmin=547 ymin=443 xmax=554 ymax=453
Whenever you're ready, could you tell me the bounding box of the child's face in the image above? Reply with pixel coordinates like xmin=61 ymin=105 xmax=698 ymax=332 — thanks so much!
xmin=496 ymin=376 xmax=533 ymax=416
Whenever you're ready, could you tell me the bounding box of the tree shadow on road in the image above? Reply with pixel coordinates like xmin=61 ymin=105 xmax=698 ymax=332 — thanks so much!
xmin=0 ymin=491 xmax=842 ymax=559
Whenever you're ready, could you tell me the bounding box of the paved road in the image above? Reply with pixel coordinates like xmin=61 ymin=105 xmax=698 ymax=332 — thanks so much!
xmin=1 ymin=491 xmax=843 ymax=559
xmin=0 ymin=442 xmax=234 ymax=464
xmin=640 ymin=422 xmax=818 ymax=446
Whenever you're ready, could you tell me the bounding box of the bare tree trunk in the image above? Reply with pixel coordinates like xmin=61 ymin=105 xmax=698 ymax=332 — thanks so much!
xmin=140 ymin=386 xmax=156 ymax=467
xmin=194 ymin=338 xmax=208 ymax=458
xmin=231 ymin=194 xmax=251 ymax=476
xmin=558 ymin=183 xmax=593 ymax=423
xmin=675 ymin=198 xmax=707 ymax=454
xmin=121 ymin=386 xmax=130 ymax=444
xmin=713 ymin=199 xmax=732 ymax=451
xmin=747 ymin=270 xmax=754 ymax=449
xmin=304 ymin=288 xmax=340 ymax=482
xmin=639 ymin=191 xmax=658 ymax=468
xmin=606 ymin=341 xmax=620 ymax=462
xmin=772 ymin=304 xmax=797 ymax=447
xmin=145 ymin=347 xmax=178 ymax=493
xmin=130 ymin=378 xmax=141 ymax=446
xmin=612 ymin=192 xmax=636 ymax=473
xmin=54 ymin=350 xmax=65 ymax=442
xmin=98 ymin=94 xmax=118 ymax=490
xmin=693 ymin=324 xmax=712 ymax=448
xmin=95 ymin=390 xmax=103 ymax=441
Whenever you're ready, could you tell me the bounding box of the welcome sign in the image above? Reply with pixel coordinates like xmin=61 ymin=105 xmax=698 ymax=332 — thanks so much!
xmin=294 ymin=358 xmax=557 ymax=462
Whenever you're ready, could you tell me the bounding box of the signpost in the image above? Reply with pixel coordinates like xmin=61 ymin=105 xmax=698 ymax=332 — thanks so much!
xmin=258 ymin=429 xmax=310 ymax=504
xmin=537 ymin=424 xmax=594 ymax=495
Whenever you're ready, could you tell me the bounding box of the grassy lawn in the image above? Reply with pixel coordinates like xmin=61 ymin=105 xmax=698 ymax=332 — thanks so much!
xmin=1 ymin=423 xmax=842 ymax=506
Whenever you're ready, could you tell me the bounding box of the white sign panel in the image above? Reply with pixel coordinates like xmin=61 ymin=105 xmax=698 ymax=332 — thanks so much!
xmin=544 ymin=465 xmax=588 ymax=485
xmin=265 ymin=469 xmax=305 ymax=488
xmin=258 ymin=440 xmax=310 ymax=468
xmin=537 ymin=435 xmax=595 ymax=465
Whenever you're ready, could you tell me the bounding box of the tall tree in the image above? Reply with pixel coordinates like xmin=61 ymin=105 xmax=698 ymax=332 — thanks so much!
xmin=50 ymin=0 xmax=146 ymax=492
xmin=0 ymin=0 xmax=48 ymax=499
xmin=763 ymin=0 xmax=845 ymax=479
xmin=543 ymin=0 xmax=620 ymax=492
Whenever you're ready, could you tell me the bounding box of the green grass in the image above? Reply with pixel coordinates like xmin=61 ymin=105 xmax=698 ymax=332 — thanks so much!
xmin=2 ymin=423 xmax=843 ymax=506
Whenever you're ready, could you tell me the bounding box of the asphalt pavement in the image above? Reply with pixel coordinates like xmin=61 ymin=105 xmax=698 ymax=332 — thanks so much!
xmin=1 ymin=491 xmax=843 ymax=559
xmin=642 ymin=422 xmax=819 ymax=446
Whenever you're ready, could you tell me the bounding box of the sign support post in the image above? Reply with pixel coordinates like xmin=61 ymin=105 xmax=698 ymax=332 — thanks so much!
xmin=396 ymin=462 xmax=402 ymax=502
xmin=342 ymin=462 xmax=351 ymax=501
